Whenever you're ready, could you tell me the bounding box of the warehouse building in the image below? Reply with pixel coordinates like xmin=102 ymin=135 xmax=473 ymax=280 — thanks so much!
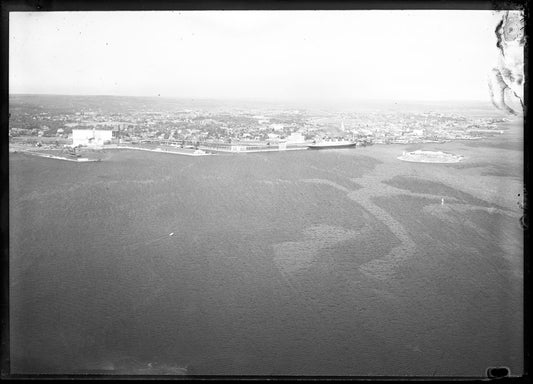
xmin=72 ymin=127 xmax=113 ymax=147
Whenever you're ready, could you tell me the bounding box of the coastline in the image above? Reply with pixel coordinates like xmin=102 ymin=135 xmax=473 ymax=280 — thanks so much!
xmin=10 ymin=149 xmax=100 ymax=162
xmin=109 ymin=145 xmax=214 ymax=156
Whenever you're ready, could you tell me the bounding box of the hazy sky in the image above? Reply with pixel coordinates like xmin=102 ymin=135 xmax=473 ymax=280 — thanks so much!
xmin=10 ymin=11 xmax=505 ymax=102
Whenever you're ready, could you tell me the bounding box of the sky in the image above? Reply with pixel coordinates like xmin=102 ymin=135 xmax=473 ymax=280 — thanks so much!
xmin=10 ymin=10 xmax=507 ymax=102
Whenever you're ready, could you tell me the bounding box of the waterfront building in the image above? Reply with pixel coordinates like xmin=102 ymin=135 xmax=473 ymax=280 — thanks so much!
xmin=286 ymin=132 xmax=306 ymax=144
xmin=72 ymin=128 xmax=112 ymax=146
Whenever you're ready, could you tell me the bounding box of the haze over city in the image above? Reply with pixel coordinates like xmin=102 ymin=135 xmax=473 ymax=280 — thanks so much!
xmin=10 ymin=10 xmax=500 ymax=102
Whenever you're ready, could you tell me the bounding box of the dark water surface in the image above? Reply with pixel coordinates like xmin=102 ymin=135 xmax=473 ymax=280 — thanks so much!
xmin=9 ymin=125 xmax=523 ymax=376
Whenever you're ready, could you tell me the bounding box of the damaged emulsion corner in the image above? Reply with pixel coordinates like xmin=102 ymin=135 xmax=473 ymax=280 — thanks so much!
xmin=486 ymin=366 xmax=511 ymax=378
xmin=518 ymin=189 xmax=527 ymax=229
xmin=489 ymin=9 xmax=525 ymax=116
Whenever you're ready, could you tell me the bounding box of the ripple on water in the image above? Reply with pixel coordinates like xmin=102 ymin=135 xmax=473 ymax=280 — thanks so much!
xmin=273 ymin=224 xmax=377 ymax=275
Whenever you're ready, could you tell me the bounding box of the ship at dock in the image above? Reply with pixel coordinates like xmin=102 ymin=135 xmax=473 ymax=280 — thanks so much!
xmin=307 ymin=140 xmax=357 ymax=149
xmin=307 ymin=120 xmax=357 ymax=149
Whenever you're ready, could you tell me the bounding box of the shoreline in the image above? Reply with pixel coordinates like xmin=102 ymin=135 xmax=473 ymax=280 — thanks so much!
xmin=11 ymin=149 xmax=100 ymax=162
xmin=9 ymin=125 xmax=520 ymax=162
xmin=110 ymin=145 xmax=214 ymax=156
xmin=203 ymin=146 xmax=309 ymax=153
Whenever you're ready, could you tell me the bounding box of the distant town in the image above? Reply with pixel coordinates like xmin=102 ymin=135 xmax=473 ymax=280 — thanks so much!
xmin=9 ymin=95 xmax=511 ymax=152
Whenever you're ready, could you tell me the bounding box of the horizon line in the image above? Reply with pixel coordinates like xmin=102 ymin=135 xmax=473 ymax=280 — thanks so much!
xmin=9 ymin=92 xmax=492 ymax=104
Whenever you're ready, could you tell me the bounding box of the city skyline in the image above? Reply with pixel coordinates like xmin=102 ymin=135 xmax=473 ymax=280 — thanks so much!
xmin=11 ymin=10 xmax=505 ymax=102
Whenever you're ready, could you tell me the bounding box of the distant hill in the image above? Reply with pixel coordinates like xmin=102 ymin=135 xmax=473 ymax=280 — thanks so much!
xmin=9 ymin=94 xmax=496 ymax=116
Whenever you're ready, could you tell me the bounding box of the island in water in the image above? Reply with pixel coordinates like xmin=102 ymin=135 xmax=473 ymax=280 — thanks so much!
xmin=398 ymin=150 xmax=464 ymax=163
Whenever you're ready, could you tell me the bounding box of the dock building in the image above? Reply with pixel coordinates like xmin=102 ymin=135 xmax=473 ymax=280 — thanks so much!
xmin=72 ymin=128 xmax=113 ymax=147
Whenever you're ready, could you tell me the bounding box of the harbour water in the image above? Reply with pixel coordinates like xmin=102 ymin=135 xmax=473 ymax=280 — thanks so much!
xmin=9 ymin=121 xmax=523 ymax=376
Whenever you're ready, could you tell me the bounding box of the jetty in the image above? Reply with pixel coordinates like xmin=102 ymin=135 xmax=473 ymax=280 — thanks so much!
xmin=13 ymin=150 xmax=100 ymax=162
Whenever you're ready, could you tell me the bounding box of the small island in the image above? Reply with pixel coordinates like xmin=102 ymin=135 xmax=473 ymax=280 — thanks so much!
xmin=398 ymin=150 xmax=464 ymax=163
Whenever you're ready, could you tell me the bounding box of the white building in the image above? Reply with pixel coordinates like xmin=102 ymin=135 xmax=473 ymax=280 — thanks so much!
xmin=286 ymin=132 xmax=306 ymax=143
xmin=72 ymin=128 xmax=112 ymax=146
